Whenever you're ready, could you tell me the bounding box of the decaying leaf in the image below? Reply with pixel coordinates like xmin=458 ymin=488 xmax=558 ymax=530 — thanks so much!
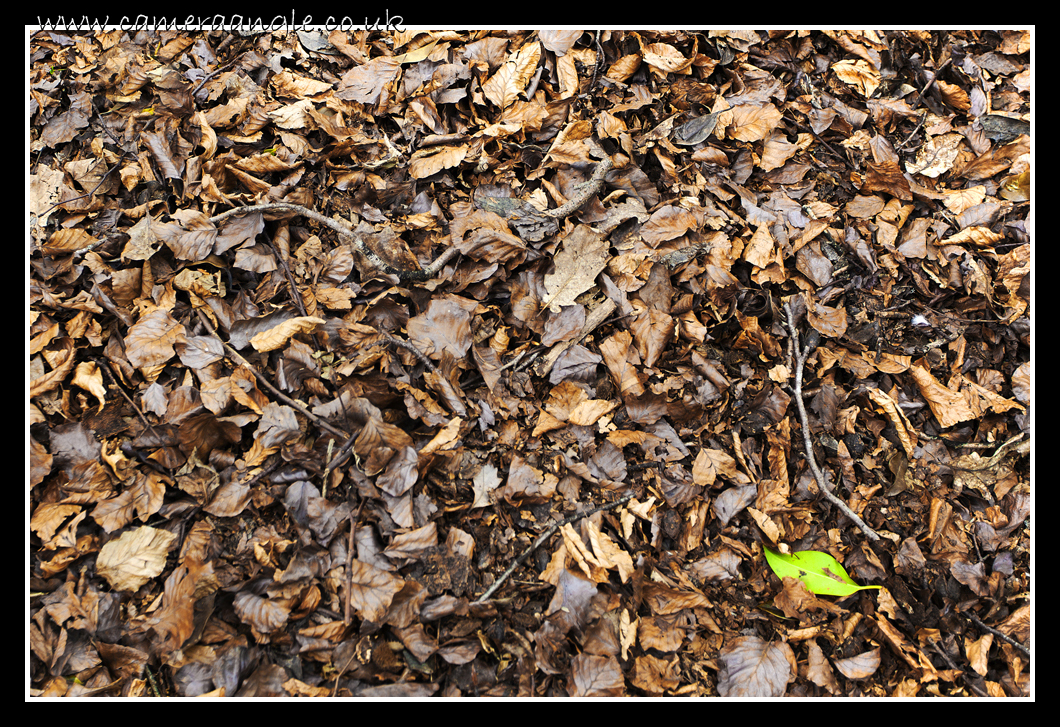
xmin=30 ymin=29 xmax=1029 ymax=698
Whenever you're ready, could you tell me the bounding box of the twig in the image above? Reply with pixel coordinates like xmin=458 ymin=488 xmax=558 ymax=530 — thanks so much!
xmin=783 ymin=300 xmax=880 ymax=542
xmin=191 ymin=58 xmax=239 ymax=98
xmin=344 ymin=498 xmax=365 ymax=625
xmin=911 ymin=57 xmax=951 ymax=111
xmin=950 ymin=433 xmax=1029 ymax=472
xmin=145 ymin=664 xmax=162 ymax=697
xmin=896 ymin=112 xmax=929 ymax=151
xmin=930 ymin=641 xmax=988 ymax=697
xmin=193 ymin=307 xmax=349 ymax=442
xmin=324 ymin=433 xmax=360 ymax=479
xmin=964 ymin=611 xmax=1030 ymax=656
xmin=474 ymin=493 xmax=633 ymax=604
xmin=378 ymin=330 xmax=438 ymax=373
xmin=543 ymin=156 xmax=613 ymax=219
xmin=207 ymin=203 xmax=458 ymax=282
xmin=34 ymin=158 xmax=123 ymax=224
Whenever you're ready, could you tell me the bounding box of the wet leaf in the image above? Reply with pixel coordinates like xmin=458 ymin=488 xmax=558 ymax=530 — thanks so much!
xmin=30 ymin=29 xmax=1029 ymax=698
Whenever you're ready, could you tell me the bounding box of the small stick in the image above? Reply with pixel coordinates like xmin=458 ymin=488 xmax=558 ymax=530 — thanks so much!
xmin=784 ymin=301 xmax=880 ymax=542
xmin=194 ymin=308 xmax=349 ymax=442
xmin=208 ymin=203 xmax=457 ymax=282
xmin=474 ymin=493 xmax=633 ymax=604
xmin=542 ymin=156 xmax=613 ymax=219
xmin=964 ymin=611 xmax=1030 ymax=656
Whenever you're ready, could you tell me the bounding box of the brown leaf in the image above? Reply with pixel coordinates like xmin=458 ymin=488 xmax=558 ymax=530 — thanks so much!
xmin=569 ymin=654 xmax=625 ymax=696
xmin=482 ymin=41 xmax=541 ymax=109
xmin=125 ymin=309 xmax=188 ymax=369
xmin=346 ymin=559 xmax=404 ymax=624
xmin=250 ymin=316 xmax=326 ymax=353
xmin=716 ymin=635 xmax=795 ymax=697
xmin=234 ymin=592 xmax=292 ymax=634
xmin=407 ymin=296 xmax=475 ymax=360
xmin=31 ymin=337 xmax=77 ymax=397
xmin=337 ymin=56 xmax=402 ymax=104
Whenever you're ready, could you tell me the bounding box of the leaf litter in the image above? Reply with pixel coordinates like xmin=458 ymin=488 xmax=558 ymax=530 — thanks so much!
xmin=30 ymin=28 xmax=1030 ymax=697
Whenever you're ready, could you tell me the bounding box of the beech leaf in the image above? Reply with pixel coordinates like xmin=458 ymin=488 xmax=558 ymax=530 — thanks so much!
xmin=763 ymin=546 xmax=881 ymax=597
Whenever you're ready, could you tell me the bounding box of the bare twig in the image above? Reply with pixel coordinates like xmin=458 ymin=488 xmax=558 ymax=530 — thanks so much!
xmin=194 ymin=307 xmax=349 ymax=442
xmin=783 ymin=300 xmax=881 ymax=542
xmin=474 ymin=493 xmax=634 ymax=604
xmin=950 ymin=433 xmax=1029 ymax=472
xmin=191 ymin=57 xmax=239 ymax=98
xmin=344 ymin=498 xmax=365 ymax=625
xmin=930 ymin=641 xmax=988 ymax=697
xmin=207 ymin=203 xmax=458 ymax=282
xmin=543 ymin=155 xmax=613 ymax=219
xmin=34 ymin=158 xmax=123 ymax=224
xmin=964 ymin=611 xmax=1030 ymax=656
xmin=377 ymin=330 xmax=439 ymax=373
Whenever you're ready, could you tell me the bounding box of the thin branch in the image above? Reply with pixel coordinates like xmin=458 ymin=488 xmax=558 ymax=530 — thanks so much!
xmin=474 ymin=493 xmax=634 ymax=604
xmin=34 ymin=158 xmax=124 ymax=226
xmin=784 ymin=300 xmax=880 ymax=542
xmin=208 ymin=203 xmax=458 ymax=282
xmin=324 ymin=432 xmax=360 ymax=479
xmin=377 ymin=330 xmax=438 ymax=373
xmin=191 ymin=57 xmax=239 ymax=98
xmin=542 ymin=156 xmax=613 ymax=219
xmin=930 ymin=641 xmax=988 ymax=697
xmin=964 ymin=611 xmax=1030 ymax=656
xmin=194 ymin=307 xmax=349 ymax=442
xmin=344 ymin=498 xmax=365 ymax=625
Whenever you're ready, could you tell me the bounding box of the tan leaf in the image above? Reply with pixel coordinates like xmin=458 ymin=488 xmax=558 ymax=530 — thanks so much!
xmin=234 ymin=591 xmax=291 ymax=634
xmin=640 ymin=205 xmax=698 ymax=246
xmin=408 ymin=144 xmax=469 ymax=179
xmin=692 ymin=448 xmax=744 ymax=487
xmin=833 ymin=647 xmax=882 ymax=680
xmin=250 ymin=316 xmax=326 ymax=352
xmin=716 ymin=635 xmax=794 ymax=697
xmin=907 ymin=365 xmax=977 ymax=428
xmin=805 ymin=298 xmax=848 ymax=338
xmin=42 ymin=228 xmax=97 ymax=257
xmin=599 ymin=330 xmax=645 ymax=397
xmin=567 ymin=398 xmax=617 ymax=427
xmin=337 ymin=56 xmax=402 ymax=104
xmin=831 ymin=59 xmax=880 ymax=98
xmin=867 ymin=388 xmax=918 ymax=458
xmin=125 ymin=308 xmax=188 ymax=369
xmin=482 ymin=41 xmax=541 ymax=109
xmin=638 ymin=41 xmax=693 ymax=75
xmin=727 ymin=103 xmax=782 ymax=142
xmin=471 ymin=462 xmax=503 ymax=509
xmin=629 ymin=308 xmax=674 ymax=368
xmin=606 ymin=53 xmax=642 ymax=83
xmin=346 ymin=559 xmax=405 ymax=623
xmin=906 ymin=133 xmax=964 ymax=178
xmin=556 ymin=53 xmax=580 ymax=98
xmin=31 ymin=338 xmax=76 ymax=398
xmin=72 ymin=361 xmax=106 ymax=412
xmin=542 ymin=225 xmax=609 ymax=312
xmin=97 ymin=526 xmax=177 ymax=592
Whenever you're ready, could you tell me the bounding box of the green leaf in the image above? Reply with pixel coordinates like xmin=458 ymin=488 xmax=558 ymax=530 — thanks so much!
xmin=763 ymin=546 xmax=882 ymax=597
